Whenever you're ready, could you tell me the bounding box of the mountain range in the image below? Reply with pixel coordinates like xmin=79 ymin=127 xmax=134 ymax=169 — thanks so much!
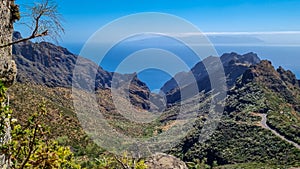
xmin=8 ymin=32 xmax=300 ymax=168
xmin=161 ymin=52 xmax=261 ymax=104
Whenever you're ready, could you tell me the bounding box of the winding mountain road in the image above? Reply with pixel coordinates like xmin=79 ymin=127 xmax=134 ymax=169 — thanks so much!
xmin=259 ymin=114 xmax=300 ymax=150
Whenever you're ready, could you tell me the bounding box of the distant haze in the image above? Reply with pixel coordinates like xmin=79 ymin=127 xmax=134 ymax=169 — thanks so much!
xmin=62 ymin=34 xmax=300 ymax=92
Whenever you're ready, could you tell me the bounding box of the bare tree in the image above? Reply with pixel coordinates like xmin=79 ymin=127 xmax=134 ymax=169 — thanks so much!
xmin=0 ymin=0 xmax=64 ymax=48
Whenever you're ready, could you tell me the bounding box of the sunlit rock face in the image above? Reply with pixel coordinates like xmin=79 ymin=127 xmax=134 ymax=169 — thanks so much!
xmin=0 ymin=0 xmax=17 ymax=87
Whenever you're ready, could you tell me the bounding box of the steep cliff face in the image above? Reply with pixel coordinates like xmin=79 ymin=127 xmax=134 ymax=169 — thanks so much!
xmin=0 ymin=0 xmax=17 ymax=87
xmin=12 ymin=32 xmax=151 ymax=109
xmin=161 ymin=52 xmax=261 ymax=104
xmin=0 ymin=1 xmax=18 ymax=168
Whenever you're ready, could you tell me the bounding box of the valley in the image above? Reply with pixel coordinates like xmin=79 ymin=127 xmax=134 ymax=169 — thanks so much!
xmin=6 ymin=32 xmax=300 ymax=168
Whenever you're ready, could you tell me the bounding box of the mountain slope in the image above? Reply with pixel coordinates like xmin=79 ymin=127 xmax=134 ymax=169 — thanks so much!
xmin=239 ymin=60 xmax=300 ymax=144
xmin=168 ymin=60 xmax=300 ymax=167
xmin=161 ymin=52 xmax=261 ymax=104
xmin=12 ymin=32 xmax=151 ymax=109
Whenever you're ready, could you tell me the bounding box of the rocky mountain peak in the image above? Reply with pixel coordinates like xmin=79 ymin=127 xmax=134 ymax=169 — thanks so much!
xmin=161 ymin=52 xmax=261 ymax=104
xmin=277 ymin=66 xmax=299 ymax=86
xmin=241 ymin=60 xmax=274 ymax=84
xmin=221 ymin=52 xmax=260 ymax=66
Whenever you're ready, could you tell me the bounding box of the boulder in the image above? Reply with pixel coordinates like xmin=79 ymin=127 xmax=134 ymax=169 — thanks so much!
xmin=145 ymin=153 xmax=188 ymax=169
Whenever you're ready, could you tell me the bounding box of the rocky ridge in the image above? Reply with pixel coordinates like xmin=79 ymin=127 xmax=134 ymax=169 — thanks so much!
xmin=12 ymin=32 xmax=151 ymax=109
xmin=161 ymin=52 xmax=261 ymax=104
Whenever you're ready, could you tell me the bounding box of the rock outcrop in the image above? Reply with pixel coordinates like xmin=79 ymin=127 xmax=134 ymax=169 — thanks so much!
xmin=0 ymin=1 xmax=17 ymax=87
xmin=145 ymin=153 xmax=188 ymax=169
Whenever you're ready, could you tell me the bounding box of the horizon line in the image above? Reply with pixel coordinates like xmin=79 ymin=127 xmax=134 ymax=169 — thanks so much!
xmin=202 ymin=31 xmax=300 ymax=36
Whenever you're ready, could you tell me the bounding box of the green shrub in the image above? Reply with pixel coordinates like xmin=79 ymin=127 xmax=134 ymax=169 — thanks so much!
xmin=0 ymin=82 xmax=80 ymax=168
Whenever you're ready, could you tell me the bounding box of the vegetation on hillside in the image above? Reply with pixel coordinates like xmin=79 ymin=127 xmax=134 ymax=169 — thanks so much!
xmin=7 ymin=79 xmax=300 ymax=168
xmin=7 ymin=82 xmax=151 ymax=168
xmin=168 ymin=73 xmax=300 ymax=168
xmin=263 ymin=88 xmax=300 ymax=145
xmin=0 ymin=82 xmax=80 ymax=168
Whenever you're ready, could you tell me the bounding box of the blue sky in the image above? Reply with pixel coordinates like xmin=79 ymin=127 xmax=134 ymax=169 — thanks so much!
xmin=15 ymin=0 xmax=300 ymax=43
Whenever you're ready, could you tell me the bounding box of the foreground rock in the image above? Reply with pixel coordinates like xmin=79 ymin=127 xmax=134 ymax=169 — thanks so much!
xmin=145 ymin=153 xmax=188 ymax=169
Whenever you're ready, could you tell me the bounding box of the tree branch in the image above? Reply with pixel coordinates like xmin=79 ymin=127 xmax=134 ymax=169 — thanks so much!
xmin=19 ymin=124 xmax=38 ymax=169
xmin=0 ymin=30 xmax=48 ymax=48
xmin=0 ymin=0 xmax=63 ymax=49
xmin=114 ymin=155 xmax=130 ymax=169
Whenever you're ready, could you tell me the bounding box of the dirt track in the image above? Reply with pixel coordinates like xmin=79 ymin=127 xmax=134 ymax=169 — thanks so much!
xmin=259 ymin=114 xmax=300 ymax=150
